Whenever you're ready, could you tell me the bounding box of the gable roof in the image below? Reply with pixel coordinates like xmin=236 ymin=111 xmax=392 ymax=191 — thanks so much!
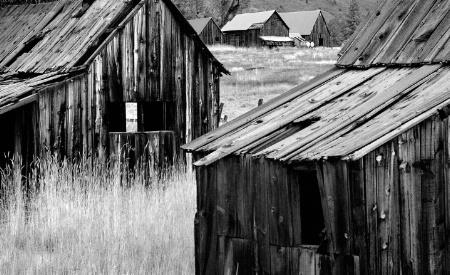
xmin=337 ymin=0 xmax=450 ymax=67
xmin=221 ymin=10 xmax=276 ymax=32
xmin=0 ymin=0 xmax=228 ymax=115
xmin=0 ymin=0 xmax=227 ymax=75
xmin=188 ymin=17 xmax=213 ymax=35
xmin=183 ymin=64 xmax=450 ymax=166
xmin=279 ymin=10 xmax=325 ymax=36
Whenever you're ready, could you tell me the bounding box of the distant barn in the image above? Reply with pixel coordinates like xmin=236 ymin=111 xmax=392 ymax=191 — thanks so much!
xmin=280 ymin=10 xmax=331 ymax=47
xmin=188 ymin=17 xmax=224 ymax=45
xmin=221 ymin=10 xmax=292 ymax=47
xmin=184 ymin=0 xmax=450 ymax=274
xmin=0 ymin=0 xmax=227 ymax=171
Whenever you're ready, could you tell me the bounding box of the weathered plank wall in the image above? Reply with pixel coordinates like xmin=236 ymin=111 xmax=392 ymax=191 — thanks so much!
xmin=194 ymin=113 xmax=450 ymax=274
xmin=21 ymin=0 xmax=221 ymax=161
xmin=303 ymin=13 xmax=330 ymax=47
xmin=316 ymin=114 xmax=450 ymax=274
xmin=224 ymin=29 xmax=261 ymax=47
xmin=260 ymin=13 xmax=289 ymax=38
xmin=200 ymin=20 xmax=224 ymax=45
xmin=109 ymin=131 xmax=176 ymax=169
xmin=194 ymin=155 xmax=350 ymax=274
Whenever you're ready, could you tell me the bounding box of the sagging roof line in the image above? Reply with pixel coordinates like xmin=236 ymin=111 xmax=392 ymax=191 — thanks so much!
xmin=193 ymin=68 xmax=387 ymax=166
xmin=181 ymin=68 xmax=347 ymax=152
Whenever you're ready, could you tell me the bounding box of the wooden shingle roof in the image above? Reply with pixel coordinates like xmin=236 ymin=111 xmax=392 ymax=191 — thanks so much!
xmin=338 ymin=0 xmax=450 ymax=67
xmin=183 ymin=64 xmax=450 ymax=165
xmin=0 ymin=0 xmax=134 ymax=74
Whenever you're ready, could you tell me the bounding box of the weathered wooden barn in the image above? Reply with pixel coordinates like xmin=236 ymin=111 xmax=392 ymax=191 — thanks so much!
xmin=188 ymin=17 xmax=224 ymax=45
xmin=221 ymin=10 xmax=290 ymax=47
xmin=183 ymin=0 xmax=450 ymax=274
xmin=0 ymin=0 xmax=227 ymax=170
xmin=279 ymin=10 xmax=331 ymax=47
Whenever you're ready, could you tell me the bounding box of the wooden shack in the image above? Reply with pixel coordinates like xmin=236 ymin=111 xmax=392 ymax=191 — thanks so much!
xmin=183 ymin=0 xmax=450 ymax=274
xmin=221 ymin=10 xmax=290 ymax=47
xmin=188 ymin=17 xmax=224 ymax=45
xmin=0 ymin=0 xmax=227 ymax=170
xmin=279 ymin=10 xmax=331 ymax=47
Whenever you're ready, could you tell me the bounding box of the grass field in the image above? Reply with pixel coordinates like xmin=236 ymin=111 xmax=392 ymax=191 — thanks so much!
xmin=0 ymin=158 xmax=195 ymax=274
xmin=210 ymin=45 xmax=339 ymax=121
xmin=0 ymin=46 xmax=338 ymax=274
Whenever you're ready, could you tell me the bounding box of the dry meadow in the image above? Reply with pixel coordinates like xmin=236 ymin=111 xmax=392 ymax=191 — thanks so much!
xmin=210 ymin=45 xmax=339 ymax=121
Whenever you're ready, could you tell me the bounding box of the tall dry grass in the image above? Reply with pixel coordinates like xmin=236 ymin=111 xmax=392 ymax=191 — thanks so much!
xmin=0 ymin=156 xmax=195 ymax=274
xmin=210 ymin=45 xmax=340 ymax=121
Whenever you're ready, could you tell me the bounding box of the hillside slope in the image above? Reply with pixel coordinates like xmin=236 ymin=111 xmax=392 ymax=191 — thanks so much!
xmin=245 ymin=0 xmax=379 ymax=21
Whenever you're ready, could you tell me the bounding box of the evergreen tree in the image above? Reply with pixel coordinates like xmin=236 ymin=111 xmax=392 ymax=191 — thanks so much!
xmin=328 ymin=18 xmax=345 ymax=47
xmin=343 ymin=0 xmax=361 ymax=40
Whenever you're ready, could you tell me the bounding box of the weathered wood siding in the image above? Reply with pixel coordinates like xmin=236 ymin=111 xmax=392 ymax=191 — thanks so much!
xmin=194 ymin=113 xmax=450 ymax=274
xmin=194 ymin=155 xmax=343 ymax=274
xmin=303 ymin=14 xmax=330 ymax=47
xmin=224 ymin=29 xmax=261 ymax=47
xmin=316 ymin=113 xmax=450 ymax=274
xmin=224 ymin=13 xmax=289 ymax=47
xmin=260 ymin=12 xmax=289 ymax=38
xmin=17 ymin=0 xmax=221 ymax=161
xmin=199 ymin=20 xmax=224 ymax=45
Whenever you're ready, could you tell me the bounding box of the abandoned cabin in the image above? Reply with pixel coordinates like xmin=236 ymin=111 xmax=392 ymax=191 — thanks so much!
xmin=0 ymin=0 xmax=227 ymax=171
xmin=279 ymin=10 xmax=331 ymax=47
xmin=183 ymin=0 xmax=450 ymax=274
xmin=221 ymin=10 xmax=293 ymax=48
xmin=188 ymin=17 xmax=224 ymax=45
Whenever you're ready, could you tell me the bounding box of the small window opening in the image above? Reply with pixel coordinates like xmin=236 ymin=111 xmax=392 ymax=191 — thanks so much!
xmin=319 ymin=38 xmax=324 ymax=47
xmin=126 ymin=102 xmax=138 ymax=132
xmin=215 ymin=37 xmax=220 ymax=42
xmin=300 ymin=171 xmax=325 ymax=245
xmin=142 ymin=102 xmax=175 ymax=131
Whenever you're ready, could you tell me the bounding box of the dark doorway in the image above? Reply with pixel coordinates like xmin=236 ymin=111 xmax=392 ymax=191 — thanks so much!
xmin=299 ymin=171 xmax=325 ymax=245
xmin=319 ymin=38 xmax=324 ymax=46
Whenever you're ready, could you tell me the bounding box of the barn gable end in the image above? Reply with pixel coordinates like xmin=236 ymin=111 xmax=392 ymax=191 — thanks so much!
xmin=279 ymin=10 xmax=331 ymax=47
xmin=188 ymin=17 xmax=224 ymax=45
xmin=184 ymin=0 xmax=450 ymax=274
xmin=0 ymin=0 xmax=227 ymax=168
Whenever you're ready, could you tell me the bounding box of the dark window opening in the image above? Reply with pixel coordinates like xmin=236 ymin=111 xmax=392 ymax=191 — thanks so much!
xmin=109 ymin=101 xmax=176 ymax=133
xmin=215 ymin=37 xmax=220 ymax=42
xmin=299 ymin=171 xmax=325 ymax=245
xmin=108 ymin=102 xmax=126 ymax=132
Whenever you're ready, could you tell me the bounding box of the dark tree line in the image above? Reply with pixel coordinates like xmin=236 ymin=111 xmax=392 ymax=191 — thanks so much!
xmin=329 ymin=0 xmax=361 ymax=46
xmin=172 ymin=0 xmax=250 ymax=27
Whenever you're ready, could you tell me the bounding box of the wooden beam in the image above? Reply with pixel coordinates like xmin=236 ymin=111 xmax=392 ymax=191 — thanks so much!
xmin=0 ymin=93 xmax=38 ymax=116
